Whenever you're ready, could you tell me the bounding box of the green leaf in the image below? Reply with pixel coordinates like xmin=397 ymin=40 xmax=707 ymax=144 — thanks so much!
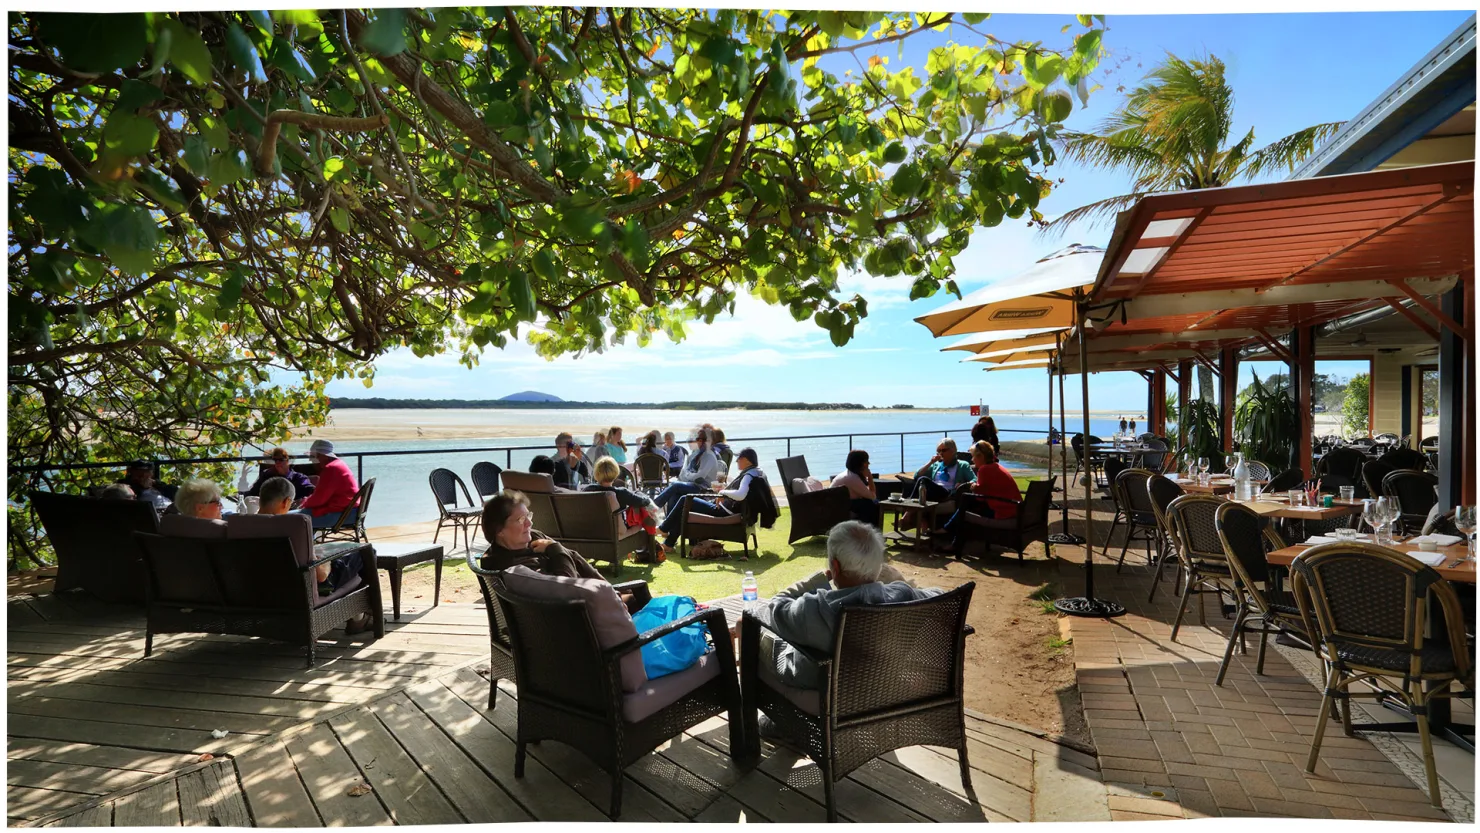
xmin=881 ymin=141 xmax=908 ymax=164
xmin=144 ymin=25 xmax=172 ymax=77
xmin=36 ymin=13 xmax=148 ymax=73
xmin=268 ymin=40 xmax=316 ymax=81
xmin=182 ymin=136 xmax=210 ymax=175
xmin=114 ymin=79 xmax=164 ymax=114
xmin=359 ymin=8 xmax=408 ymax=57
xmin=963 ymin=12 xmax=990 ymax=24
xmin=328 ymin=206 xmax=351 ymax=233
xmin=509 ymin=270 xmax=538 ymax=321
xmin=227 ymin=24 xmax=268 ymax=83
xmin=219 ymin=271 xmax=245 ymax=309
xmin=890 ymin=163 xmax=924 ymax=198
xmin=77 ymin=205 xmax=160 ymax=275
xmin=103 ymin=113 xmax=160 ymax=158
xmin=162 ymin=19 xmax=214 ymax=86
xmin=1042 ymin=90 xmax=1073 ymax=123
xmin=322 ymin=156 xmax=345 ymax=181
xmin=246 ymin=10 xmax=274 ymax=38
xmin=1075 ymin=30 xmax=1102 ymax=60
xmin=532 ymin=249 xmax=558 ymax=282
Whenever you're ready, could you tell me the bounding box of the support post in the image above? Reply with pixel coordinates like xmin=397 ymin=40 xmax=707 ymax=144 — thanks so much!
xmin=1049 ymin=343 xmax=1084 ymax=546
xmin=1289 ymin=325 xmax=1316 ymax=479
xmin=1220 ymin=347 xmax=1238 ymax=455
xmin=1437 ymin=279 xmax=1473 ymax=508
xmin=1150 ymin=370 xmax=1168 ymax=436
xmin=1401 ymin=365 xmax=1414 ymax=446
xmin=1177 ymin=358 xmax=1193 ymax=454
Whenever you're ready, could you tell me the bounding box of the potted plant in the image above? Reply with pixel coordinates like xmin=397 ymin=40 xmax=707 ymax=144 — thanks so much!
xmin=1235 ymin=372 xmax=1299 ymax=470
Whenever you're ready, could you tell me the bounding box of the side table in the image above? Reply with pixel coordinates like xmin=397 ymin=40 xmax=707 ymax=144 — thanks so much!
xmin=878 ymin=498 xmax=940 ymax=552
xmin=373 ymin=541 xmax=446 ymax=621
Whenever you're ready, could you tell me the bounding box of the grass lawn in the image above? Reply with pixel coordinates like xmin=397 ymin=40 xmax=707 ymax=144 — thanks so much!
xmin=427 ymin=476 xmax=1039 ymax=602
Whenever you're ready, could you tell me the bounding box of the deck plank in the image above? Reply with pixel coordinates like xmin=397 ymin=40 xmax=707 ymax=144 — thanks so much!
xmin=51 ymin=802 xmax=113 ymax=827
xmin=7 ymin=786 xmax=96 ymax=821
xmin=8 ymin=739 xmax=198 ymax=774
xmin=402 ymin=679 xmax=607 ymax=822
xmin=8 ymin=714 xmax=222 ymax=755
xmin=372 ymin=692 xmax=531 ymax=822
xmin=7 ymin=758 xmax=160 ymax=796
xmin=110 ymin=777 xmax=181 ymax=827
xmin=176 ymin=761 xmax=251 ymax=827
xmin=8 ymin=680 xmax=346 ymax=721
xmin=328 ymin=706 xmax=463 ymax=825
xmin=281 ymin=723 xmax=393 ymax=827
xmin=235 ymin=740 xmax=322 ymax=828
xmin=8 ymin=694 xmax=304 ymax=737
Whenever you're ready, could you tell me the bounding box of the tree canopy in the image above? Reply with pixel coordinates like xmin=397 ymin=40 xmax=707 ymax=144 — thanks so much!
xmin=8 ymin=8 xmax=1106 ymax=497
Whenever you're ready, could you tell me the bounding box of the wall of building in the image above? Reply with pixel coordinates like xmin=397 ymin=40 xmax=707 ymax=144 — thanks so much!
xmin=1372 ymin=353 xmax=1406 ymax=438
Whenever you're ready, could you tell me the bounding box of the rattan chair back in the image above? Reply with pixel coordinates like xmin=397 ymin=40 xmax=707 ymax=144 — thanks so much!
xmin=470 ymin=462 xmax=502 ymax=502
xmin=1214 ymin=502 xmax=1286 ymax=605
xmin=776 ymin=455 xmax=813 ymax=499
xmin=1317 ymin=447 xmax=1367 ymax=481
xmin=1147 ymin=474 xmax=1185 ymax=536
xmin=1140 ymin=437 xmax=1169 ymax=473
xmin=1166 ymin=494 xmax=1231 ymax=565
xmin=1103 ymin=458 xmax=1129 ymax=505
xmin=1244 ymin=460 xmax=1273 ymax=483
xmin=1112 ymin=468 xmax=1156 ymax=524
xmin=1263 ymin=468 xmax=1304 ymax=494
xmin=1380 ymin=447 xmax=1428 ymax=472
xmin=1290 ymin=543 xmax=1471 ymax=682
xmin=32 ymin=490 xmax=158 ymax=603
xmin=1362 ymin=460 xmax=1395 ymax=500
xmin=488 ymin=572 xmax=618 ymax=716
xmin=319 ymin=478 xmax=376 ymax=542
xmin=430 ymin=468 xmax=475 ymax=514
xmin=1018 ymin=479 xmax=1053 ymax=533
xmin=633 ymin=453 xmax=669 ymax=489
xmin=1381 ymin=469 xmax=1439 ymax=533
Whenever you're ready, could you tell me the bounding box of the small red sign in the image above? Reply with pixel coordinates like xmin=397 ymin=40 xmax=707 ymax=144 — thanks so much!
xmin=969 ymin=405 xmax=981 ymax=416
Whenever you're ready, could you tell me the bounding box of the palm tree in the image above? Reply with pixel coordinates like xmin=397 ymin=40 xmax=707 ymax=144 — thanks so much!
xmin=1045 ymin=52 xmax=1343 ymax=403
xmin=1044 ymin=53 xmax=1344 ymax=233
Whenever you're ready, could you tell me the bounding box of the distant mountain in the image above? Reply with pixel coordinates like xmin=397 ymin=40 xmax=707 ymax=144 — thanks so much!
xmin=500 ymin=391 xmax=564 ymax=403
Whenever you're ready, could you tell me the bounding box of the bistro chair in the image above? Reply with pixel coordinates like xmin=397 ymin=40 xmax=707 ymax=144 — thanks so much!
xmin=1316 ymin=447 xmax=1367 ymax=482
xmin=315 ymin=478 xmax=376 ymax=544
xmin=1101 ymin=456 xmax=1128 ymax=500
xmin=1213 ymin=502 xmax=1304 ymax=686
xmin=1382 ymin=469 xmax=1439 ymax=535
xmin=1290 ymin=543 xmax=1473 ymax=807
xmin=1243 ymin=460 xmax=1273 ymax=483
xmin=775 ymin=455 xmax=852 ymax=543
xmin=1071 ymin=434 xmax=1107 ymax=486
xmin=1146 ymin=474 xmax=1187 ymax=602
xmin=632 ymin=452 xmax=670 ymax=496
xmin=470 ymin=461 xmax=503 ymax=504
xmin=1109 ymin=468 xmax=1159 ymax=572
xmin=1136 ymin=437 xmax=1170 ymax=474
xmin=1380 ymin=446 xmax=1429 ymax=472
xmin=429 ymin=468 xmax=484 ymax=552
xmin=487 ymin=569 xmax=743 ymax=818
xmin=1263 ymin=468 xmax=1305 ymax=495
xmin=1164 ymin=494 xmax=1236 ymax=642
xmin=1362 ymin=459 xmax=1395 ymax=501
xmin=741 ymin=582 xmax=976 ymax=823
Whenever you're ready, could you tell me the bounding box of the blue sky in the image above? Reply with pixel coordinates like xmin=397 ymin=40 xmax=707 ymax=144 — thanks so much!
xmin=330 ymin=10 xmax=1471 ymax=410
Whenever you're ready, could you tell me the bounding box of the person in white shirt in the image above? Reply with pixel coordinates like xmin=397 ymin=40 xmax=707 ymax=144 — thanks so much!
xmin=653 ymin=429 xmax=720 ymax=513
xmin=657 ymin=447 xmax=763 ymax=548
xmin=662 ymin=431 xmax=689 ymax=475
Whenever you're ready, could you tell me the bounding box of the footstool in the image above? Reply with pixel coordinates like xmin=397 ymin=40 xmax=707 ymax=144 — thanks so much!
xmin=374 ymin=542 xmax=445 ymax=621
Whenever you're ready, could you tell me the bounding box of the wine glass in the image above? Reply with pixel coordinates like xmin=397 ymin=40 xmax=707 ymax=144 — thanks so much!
xmin=1184 ymin=459 xmax=1199 ymax=482
xmin=1197 ymin=457 xmax=1210 ymax=485
xmin=1375 ymin=497 xmax=1398 ymax=544
xmin=1361 ymin=499 xmax=1378 ymax=539
xmin=1455 ymin=506 xmax=1477 ymax=561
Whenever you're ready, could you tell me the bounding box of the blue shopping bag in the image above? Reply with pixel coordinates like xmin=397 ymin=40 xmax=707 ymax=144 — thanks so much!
xmin=630 ymin=595 xmax=710 ymax=679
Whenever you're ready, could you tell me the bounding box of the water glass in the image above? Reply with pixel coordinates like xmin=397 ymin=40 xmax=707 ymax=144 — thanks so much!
xmin=1456 ymin=505 xmax=1477 ymax=561
xmin=1289 ymin=490 xmax=1306 ymax=507
xmin=1361 ymin=498 xmax=1378 ymax=535
xmin=1339 ymin=486 xmax=1355 ymax=503
xmin=242 ymin=496 xmax=260 ymax=515
xmin=1375 ymin=496 xmax=1398 ymax=544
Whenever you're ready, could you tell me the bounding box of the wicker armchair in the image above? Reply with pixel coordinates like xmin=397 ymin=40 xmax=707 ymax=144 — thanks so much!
xmin=430 ymin=468 xmax=484 ymax=553
xmin=776 ymin=456 xmax=852 ymax=543
xmin=1382 ymin=469 xmax=1439 ymax=535
xmin=499 ymin=471 xmax=562 ymax=533
xmin=31 ymin=490 xmax=158 ymax=604
xmin=1213 ymin=502 xmax=1304 ymax=686
xmin=314 ymin=478 xmax=377 ymax=544
xmin=133 ymin=533 xmax=381 ymax=667
xmin=486 ymin=570 xmax=743 ymax=818
xmin=551 ymin=491 xmax=646 ymax=575
xmin=464 ymin=552 xmax=652 ymax=709
xmin=1164 ymin=494 xmax=1236 ymax=642
xmin=1109 ymin=468 xmax=1159 ymax=572
xmin=1146 ymin=474 xmax=1187 ymax=602
xmin=740 ymin=582 xmax=976 ymax=822
xmin=1290 ymin=543 xmax=1474 ymax=806
xmin=471 ymin=461 xmax=503 ymax=503
xmin=955 ymin=479 xmax=1053 ymax=560
xmin=633 ymin=453 xmax=670 ymax=496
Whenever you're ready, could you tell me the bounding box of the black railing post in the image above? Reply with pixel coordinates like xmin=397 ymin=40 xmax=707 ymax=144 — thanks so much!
xmin=506 ymin=449 xmax=512 ymax=469
xmin=786 ymin=439 xmax=791 ymax=457
xmin=357 ymin=455 xmax=364 ymax=484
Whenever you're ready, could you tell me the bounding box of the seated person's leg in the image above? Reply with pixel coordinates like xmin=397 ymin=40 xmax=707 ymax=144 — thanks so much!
xmin=850 ymin=498 xmax=880 ymax=526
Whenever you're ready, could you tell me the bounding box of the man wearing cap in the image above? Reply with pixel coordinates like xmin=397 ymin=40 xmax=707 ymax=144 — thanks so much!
xmin=656 ymin=447 xmax=776 ymax=550
xmin=245 ymin=448 xmax=316 ymax=503
xmin=116 ymin=461 xmax=177 ymax=506
xmin=294 ymin=440 xmax=359 ymax=529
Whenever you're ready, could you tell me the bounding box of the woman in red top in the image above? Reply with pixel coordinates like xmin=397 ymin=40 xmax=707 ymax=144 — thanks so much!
xmin=940 ymin=441 xmax=1022 ymax=553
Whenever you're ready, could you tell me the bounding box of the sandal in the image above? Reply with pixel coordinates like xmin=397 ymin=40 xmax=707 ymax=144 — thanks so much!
xmin=344 ymin=613 xmax=374 ymax=635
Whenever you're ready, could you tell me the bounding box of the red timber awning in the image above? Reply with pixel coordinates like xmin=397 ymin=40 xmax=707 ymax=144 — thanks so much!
xmin=1059 ymin=161 xmax=1473 ymax=371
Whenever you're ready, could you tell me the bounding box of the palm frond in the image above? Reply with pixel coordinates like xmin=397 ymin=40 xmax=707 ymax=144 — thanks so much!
xmin=1242 ymin=122 xmax=1346 ymax=179
xmin=1056 ymin=131 xmax=1166 ymax=181
xmin=1037 ymin=192 xmax=1145 ymax=238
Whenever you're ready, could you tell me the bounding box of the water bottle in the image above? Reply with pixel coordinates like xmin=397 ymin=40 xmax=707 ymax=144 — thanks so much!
xmin=1232 ymin=453 xmax=1252 ymax=501
xmin=741 ymin=571 xmax=758 ymax=602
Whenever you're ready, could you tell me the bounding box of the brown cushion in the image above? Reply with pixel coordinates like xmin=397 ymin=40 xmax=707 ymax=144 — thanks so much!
xmin=227 ymin=513 xmax=314 ymax=567
xmin=501 ymin=471 xmax=557 ymax=494
xmin=159 ymin=515 xmax=228 ymax=539
xmin=499 ymin=565 xmax=646 ymax=692
xmin=620 ymin=651 xmax=720 ymax=722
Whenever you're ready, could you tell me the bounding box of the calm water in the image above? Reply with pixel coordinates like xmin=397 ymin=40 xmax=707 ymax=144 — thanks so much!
xmin=261 ymin=409 xmax=1134 ymax=527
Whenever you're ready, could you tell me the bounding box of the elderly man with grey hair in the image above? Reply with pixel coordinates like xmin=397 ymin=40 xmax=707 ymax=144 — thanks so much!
xmin=749 ymin=520 xmax=941 ymax=696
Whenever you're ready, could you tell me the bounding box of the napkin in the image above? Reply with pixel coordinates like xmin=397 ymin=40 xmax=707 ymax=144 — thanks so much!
xmin=1409 ymin=533 xmax=1464 ymax=547
xmin=1408 ymin=551 xmax=1448 ymax=567
xmin=1288 ymin=505 xmax=1327 ymax=512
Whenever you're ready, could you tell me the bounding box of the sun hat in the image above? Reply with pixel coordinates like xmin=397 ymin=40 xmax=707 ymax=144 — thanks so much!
xmin=308 ymin=440 xmax=337 ymax=458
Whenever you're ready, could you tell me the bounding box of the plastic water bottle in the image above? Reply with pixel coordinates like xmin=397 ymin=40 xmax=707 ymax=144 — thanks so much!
xmin=1232 ymin=453 xmax=1252 ymax=501
xmin=741 ymin=571 xmax=758 ymax=602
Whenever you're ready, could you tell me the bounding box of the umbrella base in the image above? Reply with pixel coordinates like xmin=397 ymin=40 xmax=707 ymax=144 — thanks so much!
xmin=1047 ymin=532 xmax=1086 ymax=545
xmin=1054 ymin=597 xmax=1127 ymax=618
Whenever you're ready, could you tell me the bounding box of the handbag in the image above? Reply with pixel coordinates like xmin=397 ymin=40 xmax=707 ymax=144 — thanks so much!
xmin=629 ymin=595 xmax=710 ymax=678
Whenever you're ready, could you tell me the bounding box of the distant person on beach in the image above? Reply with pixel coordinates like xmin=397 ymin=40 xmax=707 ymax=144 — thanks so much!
xmin=653 ymin=429 xmax=719 ymax=513
xmin=832 ymin=449 xmax=880 ymax=526
xmin=604 ymin=426 xmax=628 ymax=465
xmin=970 ymin=416 xmax=999 ymax=451
xmin=552 ymin=432 xmax=592 ymax=490
xmin=294 ymin=440 xmax=359 ymax=529
xmin=662 ymin=431 xmax=688 ymax=475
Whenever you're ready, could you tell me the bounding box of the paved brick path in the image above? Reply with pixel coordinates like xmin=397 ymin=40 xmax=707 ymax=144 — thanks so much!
xmin=1064 ymin=559 xmax=1456 ymax=822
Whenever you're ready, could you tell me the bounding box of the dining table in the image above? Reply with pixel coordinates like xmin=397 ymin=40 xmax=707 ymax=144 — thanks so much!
xmin=1164 ymin=473 xmax=1239 ymax=496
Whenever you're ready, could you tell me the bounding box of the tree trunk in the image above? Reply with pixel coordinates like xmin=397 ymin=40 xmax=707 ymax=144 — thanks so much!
xmin=1198 ymin=364 xmax=1215 ymax=403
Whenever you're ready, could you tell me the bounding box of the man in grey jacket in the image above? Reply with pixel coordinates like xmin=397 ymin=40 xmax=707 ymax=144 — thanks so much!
xmin=749 ymin=520 xmax=942 ymax=693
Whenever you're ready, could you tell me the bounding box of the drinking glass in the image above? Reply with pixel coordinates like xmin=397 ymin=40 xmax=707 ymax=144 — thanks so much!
xmin=1339 ymin=486 xmax=1355 ymax=503
xmin=1361 ymin=498 xmax=1378 ymax=537
xmin=1375 ymin=497 xmax=1398 ymax=544
xmin=1455 ymin=505 xmax=1477 ymax=561
xmin=1184 ymin=460 xmax=1198 ymax=482
xmin=1289 ymin=489 xmax=1306 ymax=507
xmin=1197 ymin=458 xmax=1210 ymax=485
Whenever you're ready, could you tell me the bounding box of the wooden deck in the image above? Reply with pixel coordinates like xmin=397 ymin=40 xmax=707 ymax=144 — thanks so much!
xmin=8 ymin=578 xmax=1111 ymax=825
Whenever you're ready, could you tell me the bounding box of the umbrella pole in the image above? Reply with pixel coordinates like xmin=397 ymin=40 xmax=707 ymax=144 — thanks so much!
xmin=1055 ymin=305 xmax=1126 ymax=618
xmin=1049 ymin=337 xmax=1084 ymax=546
xmin=1046 ymin=365 xmax=1057 ymax=507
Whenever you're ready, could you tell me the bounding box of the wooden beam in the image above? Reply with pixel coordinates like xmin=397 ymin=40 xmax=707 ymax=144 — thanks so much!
xmin=1193 ymin=351 xmax=1220 ymax=377
xmin=1388 ymin=279 xmax=1467 ymax=339
xmin=1382 ymin=298 xmax=1441 ymax=341
xmin=1177 ymin=359 xmax=1193 ymax=454
xmin=1220 ymin=347 xmax=1238 ymax=454
xmin=1293 ymin=326 xmax=1315 ymax=479
xmin=1157 ymin=362 xmax=1180 ymax=384
xmin=1253 ymin=327 xmax=1295 ymax=364
xmin=1125 ymin=208 xmax=1213 ymax=301
xmin=1257 ymin=191 xmax=1459 ymax=294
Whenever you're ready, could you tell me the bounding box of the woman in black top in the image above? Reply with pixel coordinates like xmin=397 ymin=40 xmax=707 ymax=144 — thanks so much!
xmin=971 ymin=416 xmax=999 ymax=451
